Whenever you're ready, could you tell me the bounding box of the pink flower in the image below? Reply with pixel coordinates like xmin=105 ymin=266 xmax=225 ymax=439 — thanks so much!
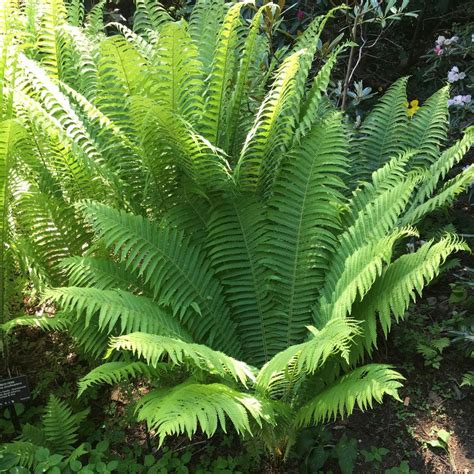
xmin=296 ymin=9 xmax=305 ymax=21
xmin=434 ymin=45 xmax=443 ymax=56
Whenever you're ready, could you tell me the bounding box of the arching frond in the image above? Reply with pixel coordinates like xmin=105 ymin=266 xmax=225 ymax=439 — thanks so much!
xmin=78 ymin=361 xmax=166 ymax=396
xmin=295 ymin=364 xmax=404 ymax=426
xmin=0 ymin=313 xmax=69 ymax=334
xmin=107 ymin=332 xmax=255 ymax=386
xmin=13 ymin=189 xmax=90 ymax=286
xmin=257 ymin=319 xmax=359 ymax=391
xmin=37 ymin=0 xmax=67 ymax=78
xmin=353 ymin=234 xmax=468 ymax=356
xmin=46 ymin=287 xmax=189 ymax=341
xmin=403 ymin=165 xmax=474 ymax=225
xmin=66 ymin=0 xmax=84 ymax=27
xmin=225 ymin=5 xmax=268 ymax=157
xmin=0 ymin=442 xmax=36 ymax=469
xmin=136 ymin=382 xmax=275 ymax=445
xmin=60 ymin=256 xmax=141 ymax=291
xmin=85 ymin=0 xmax=105 ymax=35
xmin=407 ymin=126 xmax=474 ymax=214
xmin=131 ymin=97 xmax=232 ymax=194
xmin=348 ymin=150 xmax=415 ymax=222
xmin=96 ymin=35 xmax=145 ymax=133
xmin=318 ymin=227 xmax=417 ymax=325
xmin=316 ymin=178 xmax=419 ymax=326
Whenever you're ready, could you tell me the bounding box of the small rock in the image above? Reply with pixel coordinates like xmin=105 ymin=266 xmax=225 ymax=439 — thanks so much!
xmin=428 ymin=391 xmax=443 ymax=406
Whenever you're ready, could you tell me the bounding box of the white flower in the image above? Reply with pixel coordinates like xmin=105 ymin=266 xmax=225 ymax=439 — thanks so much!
xmin=444 ymin=35 xmax=459 ymax=46
xmin=447 ymin=66 xmax=465 ymax=83
xmin=472 ymin=33 xmax=474 ymax=43
xmin=436 ymin=35 xmax=446 ymax=46
xmin=448 ymin=71 xmax=459 ymax=83
xmin=448 ymin=95 xmax=471 ymax=107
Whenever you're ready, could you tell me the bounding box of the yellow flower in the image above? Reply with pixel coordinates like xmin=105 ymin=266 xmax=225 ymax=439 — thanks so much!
xmin=405 ymin=99 xmax=420 ymax=118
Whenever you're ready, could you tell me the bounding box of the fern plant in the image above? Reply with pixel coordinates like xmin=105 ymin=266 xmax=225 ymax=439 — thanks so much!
xmin=0 ymin=395 xmax=89 ymax=470
xmin=2 ymin=0 xmax=474 ymax=457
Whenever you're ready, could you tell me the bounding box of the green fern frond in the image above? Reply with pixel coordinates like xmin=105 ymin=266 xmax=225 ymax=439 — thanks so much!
xmin=0 ymin=120 xmax=24 ymax=241
xmin=226 ymin=4 xmax=269 ymax=157
xmin=85 ymin=0 xmax=106 ymax=35
xmin=189 ymin=0 xmax=227 ymax=74
xmin=37 ymin=0 xmax=67 ymax=78
xmin=144 ymin=20 xmax=204 ymax=120
xmin=403 ymin=165 xmax=474 ymax=225
xmin=202 ymin=2 xmax=246 ymax=147
xmin=96 ymin=35 xmax=145 ymax=133
xmin=257 ymin=319 xmax=359 ymax=391
xmin=46 ymin=287 xmax=189 ymax=341
xmin=77 ymin=361 xmax=166 ymax=396
xmin=403 ymin=86 xmax=449 ymax=168
xmin=354 ymin=77 xmax=409 ymax=180
xmin=286 ymin=6 xmax=346 ymax=107
xmin=136 ymin=382 xmax=275 ymax=445
xmin=17 ymin=56 xmax=121 ymax=196
xmin=353 ymin=234 xmax=468 ymax=356
xmin=405 ymin=126 xmax=474 ymax=220
xmin=295 ymin=364 xmax=404 ymax=426
xmin=236 ymin=49 xmax=303 ymax=195
xmin=66 ymin=0 xmax=84 ymax=27
xmin=43 ymin=395 xmax=89 ymax=454
xmin=1 ymin=313 xmax=69 ymax=333
xmin=57 ymin=25 xmax=98 ymax=98
xmin=317 ymin=178 xmax=419 ymax=325
xmin=0 ymin=442 xmax=36 ymax=469
xmin=18 ymin=423 xmax=47 ymax=447
xmin=69 ymin=315 xmax=110 ymax=359
xmin=294 ymin=42 xmax=350 ymax=144
xmin=319 ymin=227 xmax=417 ymax=324
xmin=133 ymin=0 xmax=172 ymax=39
xmin=461 ymin=371 xmax=474 ymax=387
xmin=61 ymin=256 xmax=141 ymax=291
xmin=267 ymin=112 xmax=348 ymax=346
xmin=348 ymin=150 xmax=416 ymax=222
xmin=13 ymin=190 xmax=90 ymax=286
xmin=207 ymin=196 xmax=271 ymax=366
xmin=107 ymin=332 xmax=255 ymax=386
xmin=79 ymin=201 xmax=240 ymax=353
xmin=131 ymin=97 xmax=232 ymax=193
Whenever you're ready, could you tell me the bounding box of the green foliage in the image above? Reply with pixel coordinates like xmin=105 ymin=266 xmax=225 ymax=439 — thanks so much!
xmin=1 ymin=395 xmax=89 ymax=470
xmin=361 ymin=446 xmax=390 ymax=470
xmin=1 ymin=0 xmax=473 ymax=459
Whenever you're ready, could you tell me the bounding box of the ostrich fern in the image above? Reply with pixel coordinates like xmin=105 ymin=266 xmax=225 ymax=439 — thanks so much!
xmin=1 ymin=0 xmax=473 ymax=456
